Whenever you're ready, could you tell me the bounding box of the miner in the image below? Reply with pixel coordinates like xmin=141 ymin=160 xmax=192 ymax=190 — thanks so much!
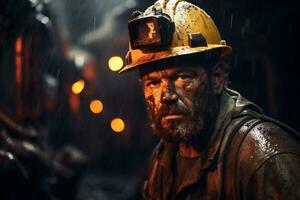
xmin=120 ymin=0 xmax=300 ymax=199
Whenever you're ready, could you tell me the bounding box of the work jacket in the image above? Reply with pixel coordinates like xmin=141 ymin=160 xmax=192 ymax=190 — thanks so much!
xmin=142 ymin=88 xmax=300 ymax=200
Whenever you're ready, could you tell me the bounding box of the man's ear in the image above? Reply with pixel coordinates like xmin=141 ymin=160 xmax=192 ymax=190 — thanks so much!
xmin=211 ymin=62 xmax=226 ymax=95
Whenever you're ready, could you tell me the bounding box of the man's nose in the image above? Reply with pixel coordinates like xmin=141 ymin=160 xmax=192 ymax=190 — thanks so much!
xmin=161 ymin=83 xmax=178 ymax=105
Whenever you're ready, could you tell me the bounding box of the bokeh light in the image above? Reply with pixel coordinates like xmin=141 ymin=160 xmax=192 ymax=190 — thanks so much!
xmin=89 ymin=99 xmax=103 ymax=114
xmin=110 ymin=118 xmax=125 ymax=133
xmin=72 ymin=79 xmax=85 ymax=94
xmin=108 ymin=56 xmax=123 ymax=72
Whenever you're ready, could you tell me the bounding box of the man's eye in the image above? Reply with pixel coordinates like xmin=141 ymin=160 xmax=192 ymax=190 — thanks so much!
xmin=146 ymin=80 xmax=160 ymax=87
xmin=177 ymin=74 xmax=193 ymax=81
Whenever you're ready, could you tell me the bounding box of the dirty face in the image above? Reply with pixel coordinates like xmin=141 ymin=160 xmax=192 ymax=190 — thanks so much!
xmin=141 ymin=65 xmax=219 ymax=147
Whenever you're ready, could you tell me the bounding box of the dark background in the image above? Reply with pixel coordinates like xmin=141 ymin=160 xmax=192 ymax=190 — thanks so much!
xmin=1 ymin=0 xmax=299 ymax=199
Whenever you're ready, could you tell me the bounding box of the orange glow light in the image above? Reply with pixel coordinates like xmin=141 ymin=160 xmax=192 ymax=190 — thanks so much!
xmin=15 ymin=36 xmax=22 ymax=53
xmin=108 ymin=56 xmax=123 ymax=72
xmin=15 ymin=36 xmax=23 ymax=85
xmin=69 ymin=93 xmax=80 ymax=113
xmin=72 ymin=79 xmax=85 ymax=94
xmin=89 ymin=100 xmax=103 ymax=114
xmin=111 ymin=118 xmax=125 ymax=133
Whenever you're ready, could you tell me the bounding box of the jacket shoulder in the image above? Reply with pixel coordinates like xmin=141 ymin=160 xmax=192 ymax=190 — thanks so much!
xmin=239 ymin=121 xmax=300 ymax=166
xmin=235 ymin=120 xmax=300 ymax=186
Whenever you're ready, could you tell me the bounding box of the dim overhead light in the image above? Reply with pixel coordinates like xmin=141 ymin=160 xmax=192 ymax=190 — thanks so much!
xmin=72 ymin=79 xmax=85 ymax=94
xmin=108 ymin=56 xmax=123 ymax=72
xmin=111 ymin=118 xmax=125 ymax=133
xmin=90 ymin=99 xmax=103 ymax=114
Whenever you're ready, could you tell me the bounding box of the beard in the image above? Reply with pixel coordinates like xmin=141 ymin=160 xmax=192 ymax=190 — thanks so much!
xmin=146 ymin=85 xmax=219 ymax=150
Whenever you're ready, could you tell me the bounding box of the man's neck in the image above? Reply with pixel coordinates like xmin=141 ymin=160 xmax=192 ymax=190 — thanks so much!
xmin=178 ymin=143 xmax=200 ymax=158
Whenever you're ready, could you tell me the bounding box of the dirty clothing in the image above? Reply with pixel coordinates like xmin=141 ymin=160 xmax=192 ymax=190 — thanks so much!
xmin=143 ymin=88 xmax=300 ymax=200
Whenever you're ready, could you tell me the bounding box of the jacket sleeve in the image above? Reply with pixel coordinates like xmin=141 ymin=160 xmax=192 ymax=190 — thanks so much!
xmin=244 ymin=153 xmax=300 ymax=200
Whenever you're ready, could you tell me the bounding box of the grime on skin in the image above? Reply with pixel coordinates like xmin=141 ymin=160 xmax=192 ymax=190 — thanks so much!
xmin=140 ymin=64 xmax=222 ymax=151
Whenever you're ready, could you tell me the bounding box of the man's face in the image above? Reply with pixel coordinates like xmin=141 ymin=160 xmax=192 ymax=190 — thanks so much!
xmin=141 ymin=64 xmax=219 ymax=146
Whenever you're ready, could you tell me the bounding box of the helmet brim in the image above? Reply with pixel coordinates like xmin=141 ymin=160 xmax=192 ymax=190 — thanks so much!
xmin=119 ymin=44 xmax=232 ymax=73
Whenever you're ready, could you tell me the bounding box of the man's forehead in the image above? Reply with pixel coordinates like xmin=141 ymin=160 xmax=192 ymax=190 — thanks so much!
xmin=140 ymin=64 xmax=204 ymax=79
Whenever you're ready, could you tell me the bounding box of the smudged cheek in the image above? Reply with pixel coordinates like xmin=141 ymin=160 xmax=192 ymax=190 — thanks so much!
xmin=175 ymin=82 xmax=199 ymax=109
xmin=144 ymin=89 xmax=162 ymax=117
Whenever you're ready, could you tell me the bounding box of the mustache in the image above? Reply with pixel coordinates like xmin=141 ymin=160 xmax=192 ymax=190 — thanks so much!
xmin=157 ymin=101 xmax=190 ymax=119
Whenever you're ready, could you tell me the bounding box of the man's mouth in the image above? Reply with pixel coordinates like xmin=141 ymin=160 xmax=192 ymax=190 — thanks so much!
xmin=162 ymin=113 xmax=186 ymax=120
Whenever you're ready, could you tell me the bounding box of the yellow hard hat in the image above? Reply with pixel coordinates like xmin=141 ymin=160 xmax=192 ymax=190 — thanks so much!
xmin=120 ymin=0 xmax=232 ymax=72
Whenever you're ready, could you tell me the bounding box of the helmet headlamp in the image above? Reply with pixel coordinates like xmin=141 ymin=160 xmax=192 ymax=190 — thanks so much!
xmin=128 ymin=11 xmax=175 ymax=51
